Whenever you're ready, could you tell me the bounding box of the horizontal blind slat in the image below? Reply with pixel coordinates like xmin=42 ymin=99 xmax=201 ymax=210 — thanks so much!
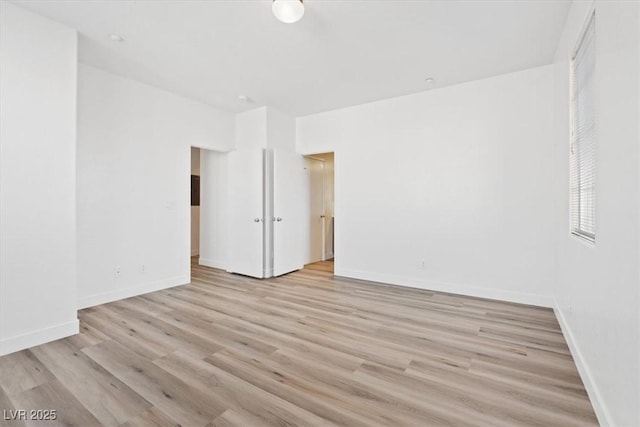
xmin=570 ymin=12 xmax=596 ymax=241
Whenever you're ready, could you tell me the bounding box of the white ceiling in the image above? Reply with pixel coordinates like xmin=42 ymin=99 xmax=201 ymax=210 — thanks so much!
xmin=13 ymin=0 xmax=571 ymax=116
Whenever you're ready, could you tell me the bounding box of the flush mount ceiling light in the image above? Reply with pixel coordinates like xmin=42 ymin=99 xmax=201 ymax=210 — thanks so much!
xmin=272 ymin=0 xmax=304 ymax=24
xmin=109 ymin=33 xmax=124 ymax=42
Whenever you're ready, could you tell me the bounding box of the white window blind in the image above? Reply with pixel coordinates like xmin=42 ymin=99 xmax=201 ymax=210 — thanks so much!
xmin=570 ymin=13 xmax=596 ymax=242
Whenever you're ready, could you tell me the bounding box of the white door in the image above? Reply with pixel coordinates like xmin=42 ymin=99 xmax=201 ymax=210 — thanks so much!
xmin=306 ymin=158 xmax=325 ymax=263
xmin=273 ymin=149 xmax=304 ymax=276
xmin=227 ymin=149 xmax=264 ymax=278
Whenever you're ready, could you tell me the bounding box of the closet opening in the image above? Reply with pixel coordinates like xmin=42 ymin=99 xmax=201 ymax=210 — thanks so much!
xmin=304 ymin=152 xmax=335 ymax=273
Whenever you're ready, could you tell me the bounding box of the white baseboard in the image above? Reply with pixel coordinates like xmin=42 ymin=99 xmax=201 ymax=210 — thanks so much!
xmin=0 ymin=319 xmax=79 ymax=356
xmin=334 ymin=268 xmax=609 ymax=423
xmin=198 ymin=257 xmax=226 ymax=270
xmin=553 ymin=301 xmax=611 ymax=426
xmin=335 ymin=268 xmax=554 ymax=308
xmin=78 ymin=275 xmax=190 ymax=309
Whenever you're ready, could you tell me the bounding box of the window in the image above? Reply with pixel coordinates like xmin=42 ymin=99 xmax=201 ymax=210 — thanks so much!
xmin=570 ymin=12 xmax=596 ymax=242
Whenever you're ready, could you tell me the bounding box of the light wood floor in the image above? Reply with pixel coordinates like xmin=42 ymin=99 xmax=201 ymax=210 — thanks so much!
xmin=0 ymin=260 xmax=598 ymax=426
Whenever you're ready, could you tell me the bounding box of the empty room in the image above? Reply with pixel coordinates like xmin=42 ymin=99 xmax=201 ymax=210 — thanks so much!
xmin=0 ymin=0 xmax=638 ymax=426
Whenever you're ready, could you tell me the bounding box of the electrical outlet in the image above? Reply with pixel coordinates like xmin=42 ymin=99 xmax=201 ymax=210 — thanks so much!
xmin=139 ymin=264 xmax=146 ymax=274
xmin=114 ymin=267 xmax=121 ymax=278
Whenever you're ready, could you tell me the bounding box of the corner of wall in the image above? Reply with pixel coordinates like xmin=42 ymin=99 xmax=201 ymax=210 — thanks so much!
xmin=198 ymin=258 xmax=226 ymax=270
xmin=78 ymin=275 xmax=189 ymax=309
xmin=0 ymin=319 xmax=79 ymax=357
xmin=336 ymin=268 xmax=555 ymax=308
xmin=552 ymin=300 xmax=613 ymax=426
xmin=0 ymin=2 xmax=79 ymax=356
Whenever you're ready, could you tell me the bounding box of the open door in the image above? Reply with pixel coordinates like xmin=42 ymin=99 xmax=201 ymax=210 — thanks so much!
xmin=272 ymin=149 xmax=304 ymax=276
xmin=227 ymin=149 xmax=264 ymax=278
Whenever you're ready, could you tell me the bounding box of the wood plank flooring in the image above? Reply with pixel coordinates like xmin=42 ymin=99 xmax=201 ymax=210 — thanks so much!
xmin=0 ymin=260 xmax=598 ymax=426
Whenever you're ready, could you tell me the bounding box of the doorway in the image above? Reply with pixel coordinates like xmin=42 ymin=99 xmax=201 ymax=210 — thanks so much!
xmin=190 ymin=147 xmax=306 ymax=281
xmin=190 ymin=147 xmax=201 ymax=260
xmin=190 ymin=147 xmax=228 ymax=281
xmin=304 ymin=152 xmax=335 ymax=269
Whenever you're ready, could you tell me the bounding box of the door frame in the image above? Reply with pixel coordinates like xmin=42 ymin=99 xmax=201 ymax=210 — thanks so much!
xmin=306 ymin=156 xmax=326 ymax=262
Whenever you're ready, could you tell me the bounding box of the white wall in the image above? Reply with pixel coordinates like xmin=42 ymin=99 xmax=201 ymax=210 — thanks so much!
xmin=236 ymin=107 xmax=268 ymax=150
xmin=552 ymin=1 xmax=640 ymax=425
xmin=77 ymin=64 xmax=234 ymax=308
xmin=0 ymin=3 xmax=78 ymax=355
xmin=267 ymin=107 xmax=297 ymax=152
xmin=297 ymin=65 xmax=556 ymax=306
xmin=234 ymin=106 xmax=297 ymax=151
xmin=190 ymin=147 xmax=200 ymax=256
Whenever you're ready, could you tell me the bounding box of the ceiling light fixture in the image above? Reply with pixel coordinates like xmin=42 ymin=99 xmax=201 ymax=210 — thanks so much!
xmin=272 ymin=0 xmax=304 ymax=24
xmin=109 ymin=34 xmax=124 ymax=42
xmin=424 ymin=77 xmax=435 ymax=85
